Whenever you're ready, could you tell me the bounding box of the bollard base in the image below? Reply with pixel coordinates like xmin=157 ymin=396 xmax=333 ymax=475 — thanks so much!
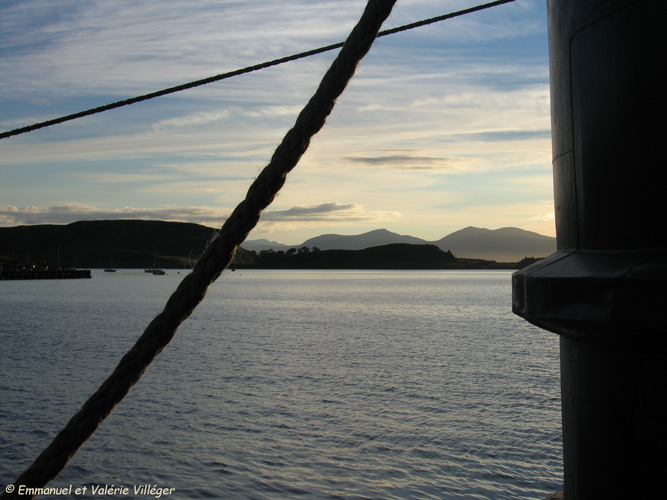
xmin=514 ymin=250 xmax=667 ymax=499
xmin=513 ymin=249 xmax=667 ymax=342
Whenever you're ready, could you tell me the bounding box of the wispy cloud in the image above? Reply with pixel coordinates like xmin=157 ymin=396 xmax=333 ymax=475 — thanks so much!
xmin=0 ymin=200 xmax=398 ymax=232
xmin=0 ymin=1 xmax=365 ymax=97
xmin=262 ymin=202 xmax=358 ymax=220
xmin=257 ymin=201 xmax=401 ymax=234
xmin=346 ymin=153 xmax=475 ymax=170
xmin=0 ymin=203 xmax=229 ymax=227
xmin=529 ymin=210 xmax=555 ymax=222
xmin=152 ymin=111 xmax=233 ymax=130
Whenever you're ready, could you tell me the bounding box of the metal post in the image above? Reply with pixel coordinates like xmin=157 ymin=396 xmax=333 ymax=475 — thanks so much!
xmin=512 ymin=1 xmax=667 ymax=498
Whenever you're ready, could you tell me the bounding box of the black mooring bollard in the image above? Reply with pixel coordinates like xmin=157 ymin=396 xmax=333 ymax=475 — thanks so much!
xmin=512 ymin=1 xmax=667 ymax=498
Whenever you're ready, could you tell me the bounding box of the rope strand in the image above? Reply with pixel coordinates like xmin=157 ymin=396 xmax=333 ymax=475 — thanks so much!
xmin=0 ymin=1 xmax=397 ymax=497
xmin=0 ymin=0 xmax=514 ymax=141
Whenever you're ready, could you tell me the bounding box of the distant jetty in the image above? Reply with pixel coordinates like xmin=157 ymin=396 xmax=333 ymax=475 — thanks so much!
xmin=1 ymin=268 xmax=91 ymax=280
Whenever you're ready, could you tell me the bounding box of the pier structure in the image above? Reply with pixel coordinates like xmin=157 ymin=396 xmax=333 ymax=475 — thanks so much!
xmin=513 ymin=1 xmax=666 ymax=498
xmin=0 ymin=267 xmax=91 ymax=280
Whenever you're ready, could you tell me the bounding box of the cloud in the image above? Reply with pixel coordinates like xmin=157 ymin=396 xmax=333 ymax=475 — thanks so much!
xmin=529 ymin=210 xmax=555 ymax=222
xmin=0 ymin=203 xmax=229 ymax=227
xmin=346 ymin=154 xmax=475 ymax=170
xmin=152 ymin=111 xmax=232 ymax=130
xmin=262 ymin=202 xmax=358 ymax=220
xmin=0 ymin=200 xmax=398 ymax=230
xmin=0 ymin=1 xmax=366 ymax=97
xmin=256 ymin=201 xmax=401 ymax=232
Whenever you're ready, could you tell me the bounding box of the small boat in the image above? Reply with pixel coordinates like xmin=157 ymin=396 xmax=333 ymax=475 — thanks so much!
xmin=147 ymin=246 xmax=165 ymax=275
xmin=105 ymin=251 xmax=116 ymax=272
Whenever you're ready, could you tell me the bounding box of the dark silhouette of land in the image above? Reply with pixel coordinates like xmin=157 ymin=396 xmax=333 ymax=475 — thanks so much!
xmin=245 ymin=243 xmax=535 ymax=269
xmin=0 ymin=220 xmax=215 ymax=270
xmin=0 ymin=220 xmax=546 ymax=270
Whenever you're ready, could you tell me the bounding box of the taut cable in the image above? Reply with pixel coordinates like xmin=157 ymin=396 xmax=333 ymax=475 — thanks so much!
xmin=0 ymin=0 xmax=515 ymax=141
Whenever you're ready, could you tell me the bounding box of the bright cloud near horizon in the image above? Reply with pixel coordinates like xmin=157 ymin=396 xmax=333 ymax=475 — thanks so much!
xmin=0 ymin=0 xmax=554 ymax=244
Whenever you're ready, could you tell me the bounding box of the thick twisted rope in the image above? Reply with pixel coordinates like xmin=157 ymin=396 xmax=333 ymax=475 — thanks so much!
xmin=1 ymin=1 xmax=397 ymax=498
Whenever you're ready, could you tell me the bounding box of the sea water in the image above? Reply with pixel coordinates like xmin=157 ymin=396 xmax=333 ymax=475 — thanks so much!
xmin=0 ymin=269 xmax=562 ymax=499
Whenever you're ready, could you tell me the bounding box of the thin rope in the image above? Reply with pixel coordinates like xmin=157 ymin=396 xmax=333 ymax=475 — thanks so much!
xmin=0 ymin=0 xmax=515 ymax=141
xmin=0 ymin=1 xmax=397 ymax=498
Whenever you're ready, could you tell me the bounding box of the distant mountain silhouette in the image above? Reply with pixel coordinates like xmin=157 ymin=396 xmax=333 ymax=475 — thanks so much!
xmin=243 ymin=226 xmax=555 ymax=262
xmin=0 ymin=220 xmax=554 ymax=269
xmin=434 ymin=226 xmax=556 ymax=262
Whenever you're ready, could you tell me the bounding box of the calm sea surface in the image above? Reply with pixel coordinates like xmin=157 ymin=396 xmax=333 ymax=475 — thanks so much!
xmin=1 ymin=269 xmax=562 ymax=499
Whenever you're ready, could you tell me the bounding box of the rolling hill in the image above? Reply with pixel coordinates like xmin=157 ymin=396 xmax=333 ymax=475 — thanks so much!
xmin=300 ymin=229 xmax=427 ymax=250
xmin=434 ymin=226 xmax=556 ymax=262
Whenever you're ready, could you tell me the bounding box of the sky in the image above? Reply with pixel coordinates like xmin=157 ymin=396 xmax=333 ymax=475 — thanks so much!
xmin=0 ymin=0 xmax=554 ymax=245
